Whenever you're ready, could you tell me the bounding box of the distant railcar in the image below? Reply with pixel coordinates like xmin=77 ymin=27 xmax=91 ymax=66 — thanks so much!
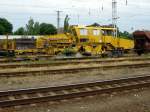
xmin=133 ymin=31 xmax=150 ymax=55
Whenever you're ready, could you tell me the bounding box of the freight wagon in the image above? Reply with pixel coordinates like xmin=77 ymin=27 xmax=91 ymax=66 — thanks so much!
xmin=133 ymin=31 xmax=150 ymax=55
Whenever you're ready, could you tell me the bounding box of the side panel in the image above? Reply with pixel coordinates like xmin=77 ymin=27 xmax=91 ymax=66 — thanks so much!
xmin=36 ymin=34 xmax=73 ymax=55
xmin=118 ymin=38 xmax=134 ymax=49
xmin=102 ymin=36 xmax=134 ymax=50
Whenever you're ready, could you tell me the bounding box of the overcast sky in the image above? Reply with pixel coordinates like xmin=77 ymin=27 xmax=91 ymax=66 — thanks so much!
xmin=0 ymin=0 xmax=149 ymax=32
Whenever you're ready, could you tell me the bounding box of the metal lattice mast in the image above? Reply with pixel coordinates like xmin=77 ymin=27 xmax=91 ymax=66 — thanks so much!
xmin=112 ymin=0 xmax=117 ymax=37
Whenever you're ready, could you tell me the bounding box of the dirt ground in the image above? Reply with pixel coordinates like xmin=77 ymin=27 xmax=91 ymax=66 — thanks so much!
xmin=0 ymin=67 xmax=149 ymax=91
xmin=0 ymin=60 xmax=148 ymax=73
xmin=0 ymin=58 xmax=150 ymax=112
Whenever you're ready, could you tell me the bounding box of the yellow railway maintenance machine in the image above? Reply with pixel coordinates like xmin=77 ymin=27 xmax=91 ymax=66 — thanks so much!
xmin=0 ymin=26 xmax=134 ymax=57
xmin=70 ymin=25 xmax=134 ymax=57
xmin=37 ymin=25 xmax=134 ymax=57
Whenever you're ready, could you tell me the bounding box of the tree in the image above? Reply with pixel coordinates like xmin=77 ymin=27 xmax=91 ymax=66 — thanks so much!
xmin=25 ymin=18 xmax=41 ymax=35
xmin=118 ymin=30 xmax=133 ymax=39
xmin=34 ymin=22 xmax=40 ymax=35
xmin=0 ymin=25 xmax=5 ymax=35
xmin=0 ymin=18 xmax=13 ymax=34
xmin=14 ymin=27 xmax=26 ymax=35
xmin=26 ymin=18 xmax=34 ymax=35
xmin=13 ymin=18 xmax=57 ymax=35
xmin=64 ymin=15 xmax=70 ymax=33
xmin=39 ymin=23 xmax=57 ymax=35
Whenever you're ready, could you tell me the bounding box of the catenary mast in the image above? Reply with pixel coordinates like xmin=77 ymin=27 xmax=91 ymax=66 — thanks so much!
xmin=112 ymin=0 xmax=118 ymax=38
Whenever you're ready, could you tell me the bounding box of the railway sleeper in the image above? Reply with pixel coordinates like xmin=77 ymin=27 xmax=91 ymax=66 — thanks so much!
xmin=0 ymin=82 xmax=150 ymax=107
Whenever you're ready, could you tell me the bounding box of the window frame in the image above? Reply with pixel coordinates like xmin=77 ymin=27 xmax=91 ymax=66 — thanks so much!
xmin=79 ymin=28 xmax=88 ymax=36
xmin=93 ymin=29 xmax=100 ymax=36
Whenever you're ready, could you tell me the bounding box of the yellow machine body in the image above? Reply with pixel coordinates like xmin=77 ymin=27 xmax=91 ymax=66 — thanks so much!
xmin=36 ymin=34 xmax=73 ymax=55
xmin=0 ymin=25 xmax=134 ymax=56
xmin=0 ymin=39 xmax=15 ymax=50
xmin=36 ymin=25 xmax=134 ymax=55
xmin=70 ymin=26 xmax=134 ymax=55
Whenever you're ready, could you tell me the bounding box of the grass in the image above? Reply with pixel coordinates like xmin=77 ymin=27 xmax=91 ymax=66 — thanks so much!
xmin=0 ymin=60 xmax=149 ymax=73
xmin=0 ymin=67 xmax=149 ymax=91
xmin=0 ymin=54 xmax=150 ymax=65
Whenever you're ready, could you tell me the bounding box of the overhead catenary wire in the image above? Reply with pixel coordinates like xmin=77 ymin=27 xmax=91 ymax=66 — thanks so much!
xmin=1 ymin=0 xmax=150 ymax=32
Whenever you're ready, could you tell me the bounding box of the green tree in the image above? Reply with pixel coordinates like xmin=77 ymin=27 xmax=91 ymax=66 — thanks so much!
xmin=33 ymin=22 xmax=40 ymax=35
xmin=14 ymin=18 xmax=57 ymax=35
xmin=0 ymin=18 xmax=13 ymax=34
xmin=26 ymin=18 xmax=40 ymax=35
xmin=64 ymin=15 xmax=70 ymax=33
xmin=14 ymin=27 xmax=26 ymax=35
xmin=26 ymin=18 xmax=34 ymax=35
xmin=0 ymin=25 xmax=5 ymax=35
xmin=39 ymin=23 xmax=57 ymax=35
xmin=118 ymin=30 xmax=133 ymax=39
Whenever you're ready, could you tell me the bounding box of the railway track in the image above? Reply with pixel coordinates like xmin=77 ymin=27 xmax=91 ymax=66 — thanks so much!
xmin=0 ymin=54 xmax=147 ymax=63
xmin=0 ymin=56 xmax=101 ymax=63
xmin=0 ymin=75 xmax=150 ymax=108
xmin=0 ymin=57 xmax=150 ymax=69
xmin=0 ymin=62 xmax=150 ymax=77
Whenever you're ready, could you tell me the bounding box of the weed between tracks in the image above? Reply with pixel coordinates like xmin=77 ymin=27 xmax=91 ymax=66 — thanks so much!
xmin=0 ymin=58 xmax=150 ymax=112
xmin=0 ymin=60 xmax=149 ymax=73
xmin=0 ymin=67 xmax=149 ymax=91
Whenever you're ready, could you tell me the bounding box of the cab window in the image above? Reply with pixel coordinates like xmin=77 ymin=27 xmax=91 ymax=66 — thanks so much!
xmin=93 ymin=29 xmax=100 ymax=36
xmin=102 ymin=30 xmax=113 ymax=36
xmin=80 ymin=38 xmax=89 ymax=42
xmin=80 ymin=28 xmax=88 ymax=36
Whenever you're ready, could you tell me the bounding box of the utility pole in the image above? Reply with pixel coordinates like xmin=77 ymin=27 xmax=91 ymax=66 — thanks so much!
xmin=112 ymin=0 xmax=117 ymax=38
xmin=56 ymin=10 xmax=62 ymax=34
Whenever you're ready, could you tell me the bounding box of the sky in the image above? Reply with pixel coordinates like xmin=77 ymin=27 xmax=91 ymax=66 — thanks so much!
xmin=0 ymin=0 xmax=150 ymax=32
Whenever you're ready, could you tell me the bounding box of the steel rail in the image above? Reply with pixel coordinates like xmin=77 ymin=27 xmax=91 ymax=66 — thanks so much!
xmin=0 ymin=57 xmax=150 ymax=69
xmin=0 ymin=75 xmax=150 ymax=97
xmin=0 ymin=62 xmax=149 ymax=77
xmin=0 ymin=75 xmax=150 ymax=107
xmin=0 ymin=56 xmax=101 ymax=63
xmin=0 ymin=55 xmax=148 ymax=63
